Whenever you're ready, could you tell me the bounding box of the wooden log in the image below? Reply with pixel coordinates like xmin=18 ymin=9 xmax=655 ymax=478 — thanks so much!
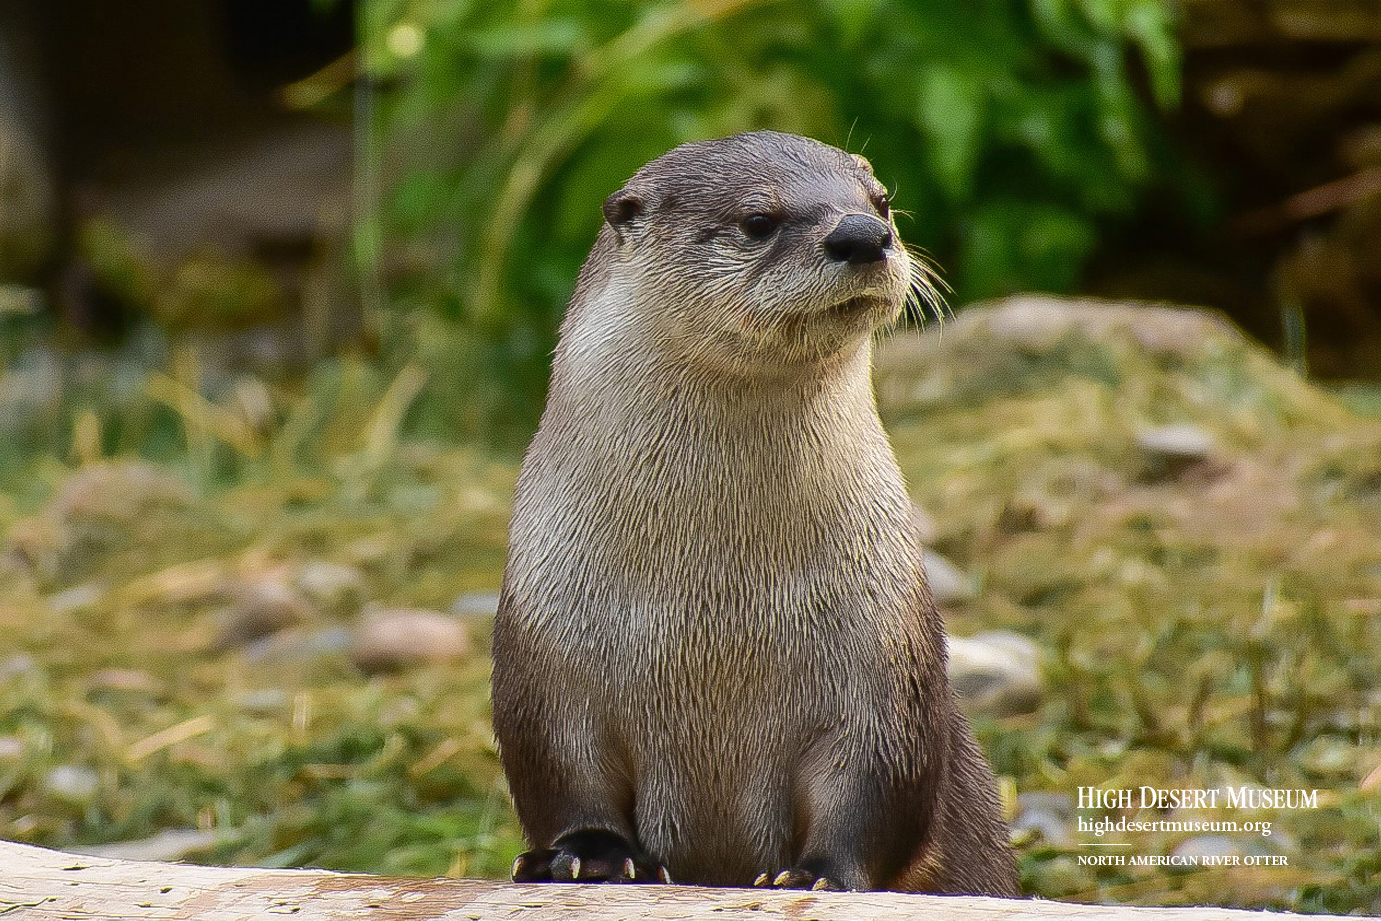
xmin=0 ymin=838 xmax=1349 ymax=920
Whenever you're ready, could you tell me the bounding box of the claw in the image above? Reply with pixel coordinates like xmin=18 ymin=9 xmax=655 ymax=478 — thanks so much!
xmin=511 ymin=856 xmax=523 ymax=880
xmin=773 ymin=870 xmax=791 ymax=886
xmin=812 ymin=877 xmax=830 ymax=891
xmin=569 ymin=856 xmax=581 ymax=879
xmin=623 ymin=858 xmax=636 ymax=880
xmin=753 ymin=872 xmax=769 ymax=887
xmin=658 ymin=866 xmax=673 ymax=884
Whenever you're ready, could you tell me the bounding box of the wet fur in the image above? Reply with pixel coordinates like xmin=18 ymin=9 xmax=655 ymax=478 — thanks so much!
xmin=491 ymin=131 xmax=1018 ymax=895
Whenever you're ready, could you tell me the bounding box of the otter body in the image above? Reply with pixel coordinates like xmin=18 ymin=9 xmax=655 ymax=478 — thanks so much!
xmin=491 ymin=131 xmax=1018 ymax=895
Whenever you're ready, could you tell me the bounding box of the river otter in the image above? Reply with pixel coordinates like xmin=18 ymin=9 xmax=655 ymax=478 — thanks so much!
xmin=490 ymin=130 xmax=1018 ymax=895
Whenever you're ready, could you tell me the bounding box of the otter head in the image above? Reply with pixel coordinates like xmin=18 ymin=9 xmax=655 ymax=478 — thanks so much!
xmin=589 ymin=131 xmax=932 ymax=376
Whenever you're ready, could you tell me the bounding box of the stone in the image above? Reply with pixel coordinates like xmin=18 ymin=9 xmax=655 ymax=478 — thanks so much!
xmin=922 ymin=551 xmax=975 ymax=605
xmin=293 ymin=561 xmax=367 ymax=614
xmin=75 ymin=829 xmax=219 ymax=862
xmin=450 ymin=591 xmax=500 ymax=620
xmin=1136 ymin=424 xmax=1219 ymax=479
xmin=44 ymin=764 xmax=100 ymax=805
xmin=909 ymin=502 xmax=938 ymax=546
xmin=947 ymin=630 xmax=1043 ymax=717
xmin=87 ymin=668 xmax=164 ymax=697
xmin=213 ymin=579 xmax=313 ymax=650
xmin=351 ymin=608 xmax=471 ymax=674
xmin=1012 ymin=791 xmax=1074 ymax=846
xmin=242 ymin=626 xmax=354 ymax=669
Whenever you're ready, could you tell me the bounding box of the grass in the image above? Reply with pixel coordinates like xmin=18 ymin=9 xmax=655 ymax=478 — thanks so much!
xmin=1 ymin=303 xmax=1379 ymax=913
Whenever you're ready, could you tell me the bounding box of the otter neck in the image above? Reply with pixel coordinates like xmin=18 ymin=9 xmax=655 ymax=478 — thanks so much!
xmin=549 ymin=310 xmax=885 ymax=455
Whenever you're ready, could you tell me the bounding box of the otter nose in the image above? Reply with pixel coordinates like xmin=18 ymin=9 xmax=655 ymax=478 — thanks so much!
xmin=823 ymin=213 xmax=893 ymax=265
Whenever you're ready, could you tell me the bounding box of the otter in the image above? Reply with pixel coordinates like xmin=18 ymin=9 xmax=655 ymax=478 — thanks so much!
xmin=490 ymin=130 xmax=1018 ymax=895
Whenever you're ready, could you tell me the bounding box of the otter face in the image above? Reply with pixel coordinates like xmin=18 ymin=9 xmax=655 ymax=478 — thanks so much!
xmin=599 ymin=131 xmax=936 ymax=373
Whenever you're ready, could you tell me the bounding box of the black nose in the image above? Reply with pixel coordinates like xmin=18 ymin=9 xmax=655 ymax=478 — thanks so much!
xmin=823 ymin=213 xmax=893 ymax=264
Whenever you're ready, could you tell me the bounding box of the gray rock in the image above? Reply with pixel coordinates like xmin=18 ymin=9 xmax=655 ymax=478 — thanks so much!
xmin=76 ymin=829 xmax=219 ymax=862
xmin=243 ymin=626 xmax=353 ymax=668
xmin=293 ymin=561 xmax=367 ymax=614
xmin=923 ymin=551 xmax=974 ymax=605
xmin=87 ymin=668 xmax=164 ymax=697
xmin=909 ymin=502 xmax=938 ymax=546
xmin=214 ymin=579 xmax=313 ymax=650
xmin=1012 ymin=791 xmax=1074 ymax=846
xmin=947 ymin=630 xmax=1043 ymax=717
xmin=48 ymin=582 xmax=105 ymax=615
xmin=233 ymin=688 xmax=290 ymax=714
xmin=1136 ymin=424 xmax=1217 ymax=463
xmin=450 ymin=591 xmax=500 ymax=620
xmin=44 ymin=764 xmax=100 ymax=805
xmin=0 ymin=653 xmax=39 ymax=681
xmin=351 ymin=608 xmax=472 ymax=674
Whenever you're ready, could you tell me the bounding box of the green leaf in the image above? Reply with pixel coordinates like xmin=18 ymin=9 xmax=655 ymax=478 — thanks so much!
xmin=917 ymin=65 xmax=986 ymax=200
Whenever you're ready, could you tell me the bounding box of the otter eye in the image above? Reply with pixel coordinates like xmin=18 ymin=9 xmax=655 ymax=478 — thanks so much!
xmin=740 ymin=213 xmax=779 ymax=240
xmin=873 ymin=193 xmax=891 ymax=220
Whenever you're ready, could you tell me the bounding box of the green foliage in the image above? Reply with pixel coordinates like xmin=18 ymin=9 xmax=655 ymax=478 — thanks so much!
xmin=365 ymin=0 xmax=1184 ymax=435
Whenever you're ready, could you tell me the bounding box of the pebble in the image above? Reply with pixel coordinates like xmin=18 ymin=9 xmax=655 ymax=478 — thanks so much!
xmin=1135 ymin=424 xmax=1218 ymax=479
xmin=44 ymin=764 xmax=100 ymax=805
xmin=947 ymin=630 xmax=1043 ymax=717
xmin=76 ymin=828 xmax=219 ymax=862
xmin=243 ymin=626 xmax=354 ymax=668
xmin=351 ymin=608 xmax=472 ymax=674
xmin=1012 ymin=791 xmax=1074 ymax=846
xmin=923 ymin=551 xmax=974 ymax=605
xmin=293 ymin=561 xmax=367 ymax=614
xmin=909 ymin=502 xmax=938 ymax=546
xmin=214 ymin=579 xmax=313 ymax=649
xmin=450 ymin=591 xmax=500 ymax=620
xmin=87 ymin=668 xmax=165 ymax=697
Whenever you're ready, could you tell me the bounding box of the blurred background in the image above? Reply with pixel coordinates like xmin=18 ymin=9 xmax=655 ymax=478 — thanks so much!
xmin=1 ymin=0 xmax=1379 ymax=913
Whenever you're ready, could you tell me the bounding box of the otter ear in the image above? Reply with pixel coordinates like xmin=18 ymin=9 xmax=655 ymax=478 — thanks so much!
xmin=602 ymin=188 xmax=646 ymax=242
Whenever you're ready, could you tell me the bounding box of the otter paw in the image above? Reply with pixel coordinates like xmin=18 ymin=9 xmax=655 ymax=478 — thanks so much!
xmin=511 ymin=830 xmax=671 ymax=884
xmin=753 ymin=868 xmax=845 ymax=891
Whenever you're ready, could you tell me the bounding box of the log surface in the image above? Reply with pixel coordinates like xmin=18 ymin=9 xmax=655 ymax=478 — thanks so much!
xmin=0 ymin=839 xmax=1360 ymax=920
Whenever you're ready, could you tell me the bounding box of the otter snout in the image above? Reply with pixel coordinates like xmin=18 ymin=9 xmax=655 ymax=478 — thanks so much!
xmin=823 ymin=213 xmax=893 ymax=265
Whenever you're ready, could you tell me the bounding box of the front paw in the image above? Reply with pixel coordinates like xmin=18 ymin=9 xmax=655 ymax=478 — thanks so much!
xmin=753 ymin=868 xmax=846 ymax=891
xmin=512 ymin=829 xmax=672 ymax=884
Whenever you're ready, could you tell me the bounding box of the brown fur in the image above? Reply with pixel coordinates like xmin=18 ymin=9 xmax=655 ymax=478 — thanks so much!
xmin=491 ymin=131 xmax=1018 ymax=895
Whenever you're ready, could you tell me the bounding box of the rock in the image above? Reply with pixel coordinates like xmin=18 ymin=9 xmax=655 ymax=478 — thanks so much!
xmin=76 ymin=829 xmax=219 ymax=862
xmin=1012 ymin=791 xmax=1074 ymax=846
xmin=232 ymin=689 xmax=290 ymax=714
xmin=1136 ymin=424 xmax=1219 ymax=479
xmin=87 ymin=668 xmax=164 ymax=697
xmin=1362 ymin=760 xmax=1381 ymax=792
xmin=947 ymin=630 xmax=1043 ymax=717
xmin=0 ymin=653 xmax=39 ymax=681
xmin=242 ymin=626 xmax=353 ymax=668
xmin=47 ymin=582 xmax=105 ymax=615
xmin=351 ymin=608 xmax=471 ymax=674
xmin=213 ymin=579 xmax=312 ymax=650
xmin=450 ymin=591 xmax=500 ymax=620
xmin=49 ymin=461 xmax=193 ymax=525
xmin=922 ymin=551 xmax=974 ymax=605
xmin=909 ymin=502 xmax=938 ymax=546
xmin=44 ymin=764 xmax=100 ymax=805
xmin=293 ymin=561 xmax=367 ymax=614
